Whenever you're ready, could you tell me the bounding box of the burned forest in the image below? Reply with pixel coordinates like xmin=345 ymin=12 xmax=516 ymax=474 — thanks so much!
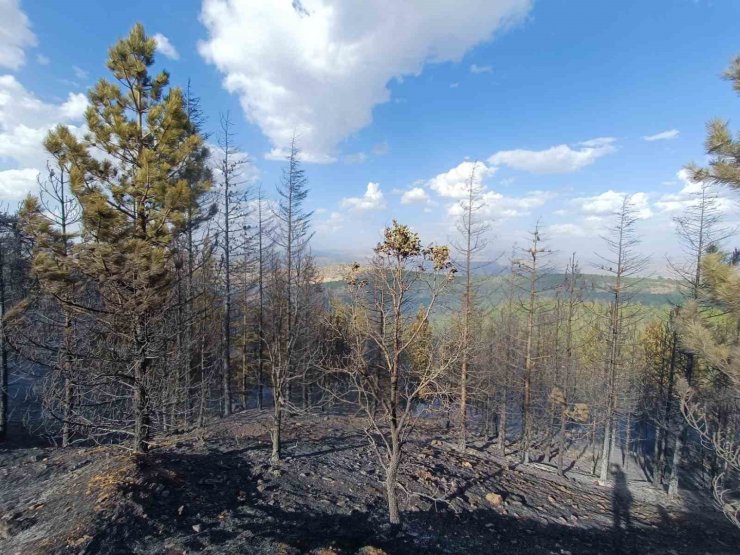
xmin=1 ymin=7 xmax=740 ymax=555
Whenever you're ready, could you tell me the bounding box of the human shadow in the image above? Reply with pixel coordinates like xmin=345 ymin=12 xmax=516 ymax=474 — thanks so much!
xmin=611 ymin=463 xmax=634 ymax=552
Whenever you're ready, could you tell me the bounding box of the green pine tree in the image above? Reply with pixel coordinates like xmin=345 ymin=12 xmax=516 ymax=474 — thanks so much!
xmin=22 ymin=24 xmax=210 ymax=453
xmin=679 ymin=55 xmax=740 ymax=526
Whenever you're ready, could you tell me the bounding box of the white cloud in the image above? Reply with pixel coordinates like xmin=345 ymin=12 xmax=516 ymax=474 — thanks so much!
xmin=342 ymin=151 xmax=367 ymax=164
xmin=577 ymin=190 xmax=653 ymax=220
xmin=425 ymin=159 xmax=555 ymax=221
xmin=59 ymin=93 xmax=88 ymax=120
xmin=153 ymin=33 xmax=180 ymax=60
xmin=72 ymin=66 xmax=88 ymax=80
xmin=447 ymin=189 xmax=554 ymax=220
xmin=371 ymin=142 xmax=389 ymax=156
xmin=316 ymin=210 xmax=344 ymax=233
xmin=427 ymin=160 xmax=495 ymax=198
xmin=488 ymin=137 xmax=616 ymax=174
xmin=36 ymin=54 xmax=49 ymax=66
xmin=654 ymin=169 xmax=736 ymax=215
xmin=449 ymin=82 xmax=459 ymax=88
xmin=643 ymin=129 xmax=679 ymax=142
xmin=0 ymin=75 xmax=87 ymax=192
xmin=0 ymin=167 xmax=37 ymax=200
xmin=199 ymin=0 xmax=532 ymax=161
xmin=401 ymin=186 xmax=430 ymax=205
xmin=546 ymin=223 xmax=586 ymax=237
xmin=0 ymin=0 xmax=35 ymax=70
xmin=341 ymin=182 xmax=386 ymax=211
xmin=469 ymin=63 xmax=492 ymax=74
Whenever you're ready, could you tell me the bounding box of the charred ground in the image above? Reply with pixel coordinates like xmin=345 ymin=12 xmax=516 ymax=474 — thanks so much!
xmin=1 ymin=411 xmax=737 ymax=555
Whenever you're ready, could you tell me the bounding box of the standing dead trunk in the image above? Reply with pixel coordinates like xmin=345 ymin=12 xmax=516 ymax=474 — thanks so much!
xmin=271 ymin=397 xmax=282 ymax=463
xmin=623 ymin=410 xmax=632 ymax=470
xmin=133 ymin=358 xmax=150 ymax=454
xmin=386 ymin=431 xmax=402 ymax=525
xmin=668 ymin=425 xmax=685 ymax=497
xmin=0 ymin=242 xmax=7 ymax=442
xmin=498 ymin=390 xmax=507 ymax=456
xmin=600 ymin=412 xmax=614 ymax=482
xmin=653 ymin=423 xmax=663 ymax=486
xmin=557 ymin=405 xmax=566 ymax=476
xmin=62 ymin=377 xmax=73 ymax=447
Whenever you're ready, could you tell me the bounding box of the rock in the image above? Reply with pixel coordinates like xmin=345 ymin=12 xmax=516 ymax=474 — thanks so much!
xmin=485 ymin=492 xmax=504 ymax=506
xmin=357 ymin=547 xmax=388 ymax=555
xmin=177 ymin=505 xmax=185 ymax=516
xmin=192 ymin=524 xmax=202 ymax=533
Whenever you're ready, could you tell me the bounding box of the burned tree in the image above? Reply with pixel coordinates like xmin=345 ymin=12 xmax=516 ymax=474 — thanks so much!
xmin=335 ymin=221 xmax=457 ymax=525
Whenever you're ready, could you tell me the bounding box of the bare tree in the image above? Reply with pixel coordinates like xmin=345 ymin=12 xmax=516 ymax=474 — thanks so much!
xmin=267 ymin=137 xmax=314 ymax=462
xmin=595 ymin=195 xmax=649 ymax=483
xmin=513 ymin=224 xmax=550 ymax=464
xmin=452 ymin=162 xmax=490 ymax=449
xmin=215 ymin=111 xmax=250 ymax=417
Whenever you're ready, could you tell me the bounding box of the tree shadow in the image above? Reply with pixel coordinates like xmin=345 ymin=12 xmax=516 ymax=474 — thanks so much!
xmin=81 ymin=441 xmax=740 ymax=555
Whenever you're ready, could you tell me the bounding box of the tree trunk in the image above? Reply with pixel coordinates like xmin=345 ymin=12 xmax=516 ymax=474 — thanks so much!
xmin=599 ymin=412 xmax=613 ymax=482
xmin=386 ymin=433 xmax=401 ymax=525
xmin=653 ymin=423 xmax=663 ymax=486
xmin=271 ymin=393 xmax=282 ymax=462
xmin=62 ymin=377 xmax=73 ymax=447
xmin=133 ymin=358 xmax=150 ymax=454
xmin=498 ymin=391 xmax=507 ymax=457
xmin=668 ymin=425 xmax=685 ymax=498
xmin=557 ymin=405 xmax=566 ymax=476
xmin=0 ymin=244 xmax=7 ymax=442
xmin=623 ymin=410 xmax=632 ymax=470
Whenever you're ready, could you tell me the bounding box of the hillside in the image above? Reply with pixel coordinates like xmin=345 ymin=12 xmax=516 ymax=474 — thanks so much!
xmin=321 ymin=268 xmax=683 ymax=312
xmin=1 ymin=411 xmax=737 ymax=555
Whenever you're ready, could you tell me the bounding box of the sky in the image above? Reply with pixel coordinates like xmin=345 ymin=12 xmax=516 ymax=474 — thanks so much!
xmin=0 ymin=0 xmax=739 ymax=273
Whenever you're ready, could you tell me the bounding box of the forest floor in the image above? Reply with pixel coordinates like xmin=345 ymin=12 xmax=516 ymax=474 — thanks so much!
xmin=1 ymin=410 xmax=738 ymax=555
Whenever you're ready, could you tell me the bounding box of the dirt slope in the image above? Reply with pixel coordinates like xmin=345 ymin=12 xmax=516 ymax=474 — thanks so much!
xmin=1 ymin=412 xmax=738 ymax=554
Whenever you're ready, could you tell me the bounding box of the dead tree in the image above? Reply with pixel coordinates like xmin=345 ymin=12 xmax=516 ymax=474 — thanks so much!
xmin=595 ymin=195 xmax=649 ymax=483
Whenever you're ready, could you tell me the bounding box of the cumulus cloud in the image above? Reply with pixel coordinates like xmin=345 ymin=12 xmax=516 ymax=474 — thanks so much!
xmin=448 ymin=188 xmax=554 ymax=219
xmin=400 ymin=186 xmax=430 ymax=205
xmin=316 ymin=210 xmax=344 ymax=233
xmin=0 ymin=75 xmax=87 ymax=168
xmin=0 ymin=75 xmax=87 ymax=199
xmin=423 ymin=159 xmax=554 ymax=221
xmin=488 ymin=137 xmax=616 ymax=174
xmin=655 ymin=169 xmax=736 ymax=214
xmin=546 ymin=223 xmax=586 ymax=237
xmin=198 ymin=0 xmax=532 ymax=162
xmin=341 ymin=182 xmax=386 ymax=211
xmin=427 ymin=160 xmax=495 ymax=198
xmin=0 ymin=0 xmax=35 ymax=70
xmin=153 ymin=33 xmax=180 ymax=60
xmin=0 ymin=167 xmax=38 ymax=199
xmin=576 ymin=190 xmax=653 ymax=219
xmin=643 ymin=129 xmax=679 ymax=142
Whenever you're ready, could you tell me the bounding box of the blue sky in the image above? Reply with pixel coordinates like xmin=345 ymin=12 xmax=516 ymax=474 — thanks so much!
xmin=1 ymin=0 xmax=739 ymax=272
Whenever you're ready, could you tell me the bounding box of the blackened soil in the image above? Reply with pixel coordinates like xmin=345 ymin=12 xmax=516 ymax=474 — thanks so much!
xmin=1 ymin=411 xmax=738 ymax=554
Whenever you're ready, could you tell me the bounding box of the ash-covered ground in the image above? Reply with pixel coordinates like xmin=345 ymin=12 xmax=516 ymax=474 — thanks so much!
xmin=1 ymin=411 xmax=738 ymax=554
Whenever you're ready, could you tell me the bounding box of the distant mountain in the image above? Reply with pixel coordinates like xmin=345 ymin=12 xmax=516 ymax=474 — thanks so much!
xmin=320 ymin=269 xmax=683 ymax=311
